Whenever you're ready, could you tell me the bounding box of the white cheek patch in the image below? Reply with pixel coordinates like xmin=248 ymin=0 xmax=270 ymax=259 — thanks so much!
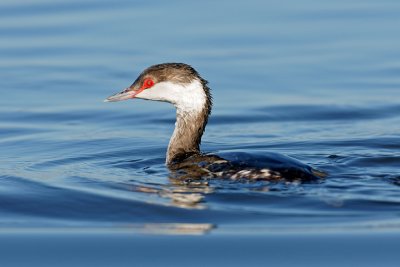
xmin=136 ymin=79 xmax=206 ymax=113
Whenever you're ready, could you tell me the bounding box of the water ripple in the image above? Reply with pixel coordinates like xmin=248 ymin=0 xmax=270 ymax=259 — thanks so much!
xmin=1 ymin=0 xmax=400 ymax=232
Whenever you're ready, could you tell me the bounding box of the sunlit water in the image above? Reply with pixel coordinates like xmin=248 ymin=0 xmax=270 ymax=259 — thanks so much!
xmin=1 ymin=0 xmax=400 ymax=235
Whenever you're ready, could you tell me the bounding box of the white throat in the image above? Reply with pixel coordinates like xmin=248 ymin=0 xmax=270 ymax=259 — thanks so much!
xmin=136 ymin=79 xmax=207 ymax=113
xmin=135 ymin=79 xmax=209 ymax=164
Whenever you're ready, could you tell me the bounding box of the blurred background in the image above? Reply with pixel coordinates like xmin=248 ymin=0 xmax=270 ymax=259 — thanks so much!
xmin=2 ymin=0 xmax=400 ymax=110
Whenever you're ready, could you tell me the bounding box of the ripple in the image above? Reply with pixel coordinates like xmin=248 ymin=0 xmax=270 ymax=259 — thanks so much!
xmin=0 ymin=0 xmax=135 ymax=18
xmin=1 ymin=0 xmax=400 ymax=233
xmin=209 ymin=104 xmax=400 ymax=125
xmin=347 ymin=155 xmax=400 ymax=168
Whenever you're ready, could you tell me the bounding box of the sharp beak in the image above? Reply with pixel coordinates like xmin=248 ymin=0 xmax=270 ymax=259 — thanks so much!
xmin=104 ymin=87 xmax=138 ymax=102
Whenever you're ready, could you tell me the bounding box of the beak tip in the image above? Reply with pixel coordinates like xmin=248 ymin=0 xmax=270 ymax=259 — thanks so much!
xmin=104 ymin=88 xmax=135 ymax=103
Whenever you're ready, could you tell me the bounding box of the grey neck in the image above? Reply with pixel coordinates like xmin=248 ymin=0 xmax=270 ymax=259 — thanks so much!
xmin=166 ymin=107 xmax=209 ymax=165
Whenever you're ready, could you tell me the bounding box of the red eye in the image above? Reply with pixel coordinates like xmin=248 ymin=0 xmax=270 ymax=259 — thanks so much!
xmin=143 ymin=78 xmax=154 ymax=89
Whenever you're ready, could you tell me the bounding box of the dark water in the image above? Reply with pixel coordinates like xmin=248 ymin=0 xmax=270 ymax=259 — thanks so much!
xmin=1 ymin=0 xmax=400 ymax=265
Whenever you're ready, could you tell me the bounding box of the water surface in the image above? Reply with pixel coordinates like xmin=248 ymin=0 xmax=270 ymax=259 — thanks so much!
xmin=0 ymin=0 xmax=400 ymax=263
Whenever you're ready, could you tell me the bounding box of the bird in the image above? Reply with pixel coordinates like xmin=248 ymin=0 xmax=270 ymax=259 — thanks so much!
xmin=105 ymin=63 xmax=325 ymax=181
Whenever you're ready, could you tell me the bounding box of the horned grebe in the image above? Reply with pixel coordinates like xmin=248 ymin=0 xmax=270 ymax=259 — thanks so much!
xmin=105 ymin=63 xmax=325 ymax=181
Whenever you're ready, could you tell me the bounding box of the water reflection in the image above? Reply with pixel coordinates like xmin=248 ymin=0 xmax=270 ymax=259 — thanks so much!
xmin=140 ymin=223 xmax=215 ymax=235
xmin=131 ymin=178 xmax=213 ymax=210
xmin=130 ymin=163 xmax=322 ymax=211
xmin=0 ymin=224 xmax=215 ymax=235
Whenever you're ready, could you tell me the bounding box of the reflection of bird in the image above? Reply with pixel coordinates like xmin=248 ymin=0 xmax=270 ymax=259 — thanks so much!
xmin=105 ymin=63 xmax=325 ymax=181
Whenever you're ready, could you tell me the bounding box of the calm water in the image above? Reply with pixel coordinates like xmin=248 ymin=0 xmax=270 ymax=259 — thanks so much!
xmin=1 ymin=0 xmax=400 ymax=264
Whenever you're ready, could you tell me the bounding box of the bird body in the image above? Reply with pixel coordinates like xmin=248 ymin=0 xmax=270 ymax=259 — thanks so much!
xmin=105 ymin=63 xmax=324 ymax=181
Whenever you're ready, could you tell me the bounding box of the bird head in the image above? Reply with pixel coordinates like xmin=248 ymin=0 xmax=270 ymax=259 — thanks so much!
xmin=104 ymin=63 xmax=211 ymax=112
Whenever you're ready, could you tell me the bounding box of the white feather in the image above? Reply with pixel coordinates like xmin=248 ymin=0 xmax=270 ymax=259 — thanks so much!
xmin=135 ymin=79 xmax=206 ymax=113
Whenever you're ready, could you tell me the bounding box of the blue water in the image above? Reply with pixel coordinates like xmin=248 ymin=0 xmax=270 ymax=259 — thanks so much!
xmin=1 ymin=0 xmax=400 ymax=265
